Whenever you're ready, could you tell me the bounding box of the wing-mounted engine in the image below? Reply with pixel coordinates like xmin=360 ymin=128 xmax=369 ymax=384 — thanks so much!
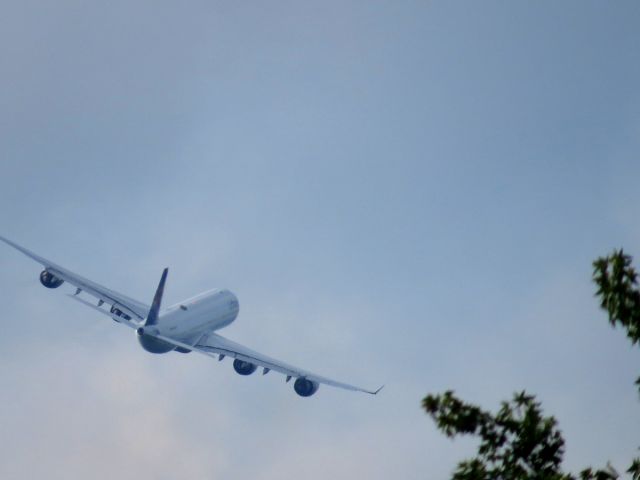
xmin=233 ymin=359 xmax=257 ymax=375
xmin=294 ymin=378 xmax=319 ymax=397
xmin=40 ymin=270 xmax=64 ymax=289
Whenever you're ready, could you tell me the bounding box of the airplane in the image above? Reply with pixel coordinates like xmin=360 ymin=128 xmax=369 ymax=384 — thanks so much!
xmin=0 ymin=236 xmax=382 ymax=397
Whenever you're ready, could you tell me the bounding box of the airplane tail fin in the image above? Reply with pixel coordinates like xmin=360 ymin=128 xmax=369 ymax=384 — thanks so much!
xmin=145 ymin=268 xmax=168 ymax=326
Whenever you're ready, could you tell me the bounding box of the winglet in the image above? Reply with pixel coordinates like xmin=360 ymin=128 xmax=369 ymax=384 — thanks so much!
xmin=372 ymin=385 xmax=385 ymax=395
xmin=145 ymin=268 xmax=168 ymax=326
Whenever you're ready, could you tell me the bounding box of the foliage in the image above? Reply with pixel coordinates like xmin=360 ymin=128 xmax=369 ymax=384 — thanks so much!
xmin=422 ymin=390 xmax=624 ymax=479
xmin=593 ymin=249 xmax=640 ymax=392
xmin=421 ymin=249 xmax=640 ymax=479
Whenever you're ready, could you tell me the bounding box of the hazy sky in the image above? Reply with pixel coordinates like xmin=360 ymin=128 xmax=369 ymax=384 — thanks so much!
xmin=1 ymin=1 xmax=639 ymax=479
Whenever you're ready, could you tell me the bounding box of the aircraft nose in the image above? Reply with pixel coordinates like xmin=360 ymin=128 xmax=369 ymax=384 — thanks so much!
xmin=227 ymin=290 xmax=239 ymax=312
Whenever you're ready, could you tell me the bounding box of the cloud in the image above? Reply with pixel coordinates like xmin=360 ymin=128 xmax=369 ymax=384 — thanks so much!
xmin=0 ymin=340 xmax=232 ymax=480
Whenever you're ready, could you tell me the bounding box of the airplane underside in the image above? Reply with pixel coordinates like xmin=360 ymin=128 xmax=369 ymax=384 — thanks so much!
xmin=137 ymin=332 xmax=175 ymax=354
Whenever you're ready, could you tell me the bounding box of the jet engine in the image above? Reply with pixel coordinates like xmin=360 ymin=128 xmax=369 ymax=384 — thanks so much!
xmin=40 ymin=270 xmax=64 ymax=289
xmin=294 ymin=378 xmax=319 ymax=397
xmin=233 ymin=359 xmax=257 ymax=375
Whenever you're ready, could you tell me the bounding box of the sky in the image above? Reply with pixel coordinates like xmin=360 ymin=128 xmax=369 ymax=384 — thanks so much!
xmin=0 ymin=1 xmax=639 ymax=478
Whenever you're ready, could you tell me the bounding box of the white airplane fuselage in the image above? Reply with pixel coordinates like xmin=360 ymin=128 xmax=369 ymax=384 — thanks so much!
xmin=137 ymin=289 xmax=239 ymax=354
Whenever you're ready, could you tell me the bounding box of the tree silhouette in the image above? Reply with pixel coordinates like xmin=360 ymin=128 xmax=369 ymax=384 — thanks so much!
xmin=422 ymin=250 xmax=640 ymax=479
xmin=593 ymin=249 xmax=640 ymax=393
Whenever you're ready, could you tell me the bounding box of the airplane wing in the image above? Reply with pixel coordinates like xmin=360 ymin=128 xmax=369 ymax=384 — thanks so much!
xmin=196 ymin=332 xmax=383 ymax=394
xmin=0 ymin=236 xmax=149 ymax=323
xmin=154 ymin=330 xmax=383 ymax=395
